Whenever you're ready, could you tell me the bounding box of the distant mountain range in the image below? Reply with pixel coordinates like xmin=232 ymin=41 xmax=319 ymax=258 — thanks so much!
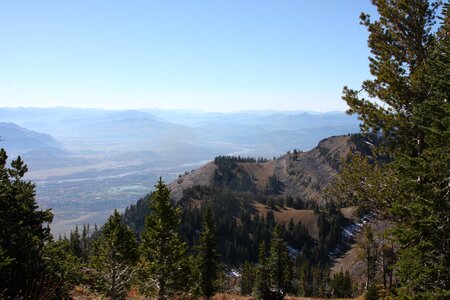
xmin=0 ymin=107 xmax=359 ymax=154
xmin=0 ymin=122 xmax=63 ymax=157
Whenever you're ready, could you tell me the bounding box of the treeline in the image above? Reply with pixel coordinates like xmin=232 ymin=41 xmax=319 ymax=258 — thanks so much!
xmin=213 ymin=157 xmax=256 ymax=192
xmin=214 ymin=155 xmax=270 ymax=164
xmin=177 ymin=185 xmax=346 ymax=266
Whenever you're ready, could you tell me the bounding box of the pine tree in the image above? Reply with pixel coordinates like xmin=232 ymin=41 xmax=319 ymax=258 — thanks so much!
xmin=69 ymin=225 xmax=82 ymax=258
xmin=43 ymin=238 xmax=83 ymax=298
xmin=140 ymin=178 xmax=190 ymax=300
xmin=0 ymin=150 xmax=53 ymax=297
xmin=391 ymin=4 xmax=450 ymax=297
xmin=81 ymin=223 xmax=91 ymax=263
xmin=343 ymin=0 xmax=440 ymax=155
xmin=268 ymin=224 xmax=292 ymax=298
xmin=330 ymin=269 xmax=353 ymax=298
xmin=254 ymin=242 xmax=270 ymax=300
xmin=324 ymin=153 xmax=398 ymax=216
xmin=297 ymin=262 xmax=311 ymax=297
xmin=92 ymin=210 xmax=138 ymax=299
xmin=342 ymin=1 xmax=449 ymax=297
xmin=240 ymin=261 xmax=256 ymax=295
xmin=196 ymin=206 xmax=221 ymax=299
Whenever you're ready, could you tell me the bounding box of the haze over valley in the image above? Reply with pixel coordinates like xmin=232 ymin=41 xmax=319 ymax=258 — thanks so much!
xmin=0 ymin=107 xmax=359 ymax=235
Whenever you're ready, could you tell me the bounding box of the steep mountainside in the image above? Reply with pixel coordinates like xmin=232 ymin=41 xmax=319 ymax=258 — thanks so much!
xmin=169 ymin=135 xmax=354 ymax=203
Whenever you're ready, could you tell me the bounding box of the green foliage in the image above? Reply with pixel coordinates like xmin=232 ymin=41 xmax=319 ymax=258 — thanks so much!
xmin=213 ymin=156 xmax=257 ymax=192
xmin=91 ymin=210 xmax=138 ymax=299
xmin=240 ymin=261 xmax=256 ymax=295
xmin=365 ymin=284 xmax=379 ymax=300
xmin=296 ymin=261 xmax=331 ymax=297
xmin=123 ymin=194 xmax=151 ymax=235
xmin=330 ymin=269 xmax=353 ymax=298
xmin=311 ymin=264 xmax=330 ymax=297
xmin=179 ymin=185 xmax=316 ymax=265
xmin=80 ymin=223 xmax=92 ymax=263
xmin=196 ymin=206 xmax=222 ymax=299
xmin=254 ymin=242 xmax=270 ymax=300
xmin=265 ymin=175 xmax=284 ymax=196
xmin=122 ymin=156 xmax=351 ymax=298
xmin=126 ymin=180 xmax=343 ymax=298
xmin=0 ymin=246 xmax=13 ymax=271
xmin=43 ymin=239 xmax=83 ymax=298
xmin=140 ymin=178 xmax=191 ymax=300
xmin=325 ymin=153 xmax=399 ymax=216
xmin=268 ymin=225 xmax=293 ymax=296
xmin=315 ymin=205 xmax=347 ymax=264
xmin=0 ymin=149 xmax=53 ymax=297
xmin=254 ymin=226 xmax=296 ymax=299
xmin=390 ymin=6 xmax=450 ymax=297
xmin=343 ymin=0 xmax=440 ymax=154
xmin=341 ymin=1 xmax=449 ymax=298
xmin=69 ymin=225 xmax=83 ymax=258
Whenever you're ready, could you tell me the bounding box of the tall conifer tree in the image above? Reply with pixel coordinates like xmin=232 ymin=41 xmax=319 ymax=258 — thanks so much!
xmin=240 ymin=261 xmax=256 ymax=295
xmin=197 ymin=206 xmax=221 ymax=299
xmin=0 ymin=150 xmax=53 ymax=297
xmin=254 ymin=228 xmax=293 ymax=300
xmin=254 ymin=241 xmax=270 ymax=300
xmin=268 ymin=225 xmax=292 ymax=297
xmin=342 ymin=1 xmax=449 ymax=297
xmin=140 ymin=178 xmax=190 ymax=300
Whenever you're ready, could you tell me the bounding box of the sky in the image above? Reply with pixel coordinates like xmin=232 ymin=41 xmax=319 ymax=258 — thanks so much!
xmin=0 ymin=1 xmax=377 ymax=112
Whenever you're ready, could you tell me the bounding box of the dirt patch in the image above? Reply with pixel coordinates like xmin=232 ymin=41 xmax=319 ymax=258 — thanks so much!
xmin=240 ymin=160 xmax=276 ymax=190
xmin=169 ymin=161 xmax=217 ymax=202
xmin=331 ymin=242 xmax=365 ymax=283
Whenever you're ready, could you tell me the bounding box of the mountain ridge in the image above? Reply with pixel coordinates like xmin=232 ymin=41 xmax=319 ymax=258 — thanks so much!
xmin=0 ymin=122 xmax=63 ymax=156
xmin=169 ymin=134 xmax=355 ymax=203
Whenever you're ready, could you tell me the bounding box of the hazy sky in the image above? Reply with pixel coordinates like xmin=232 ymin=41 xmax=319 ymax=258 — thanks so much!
xmin=0 ymin=1 xmax=377 ymax=112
